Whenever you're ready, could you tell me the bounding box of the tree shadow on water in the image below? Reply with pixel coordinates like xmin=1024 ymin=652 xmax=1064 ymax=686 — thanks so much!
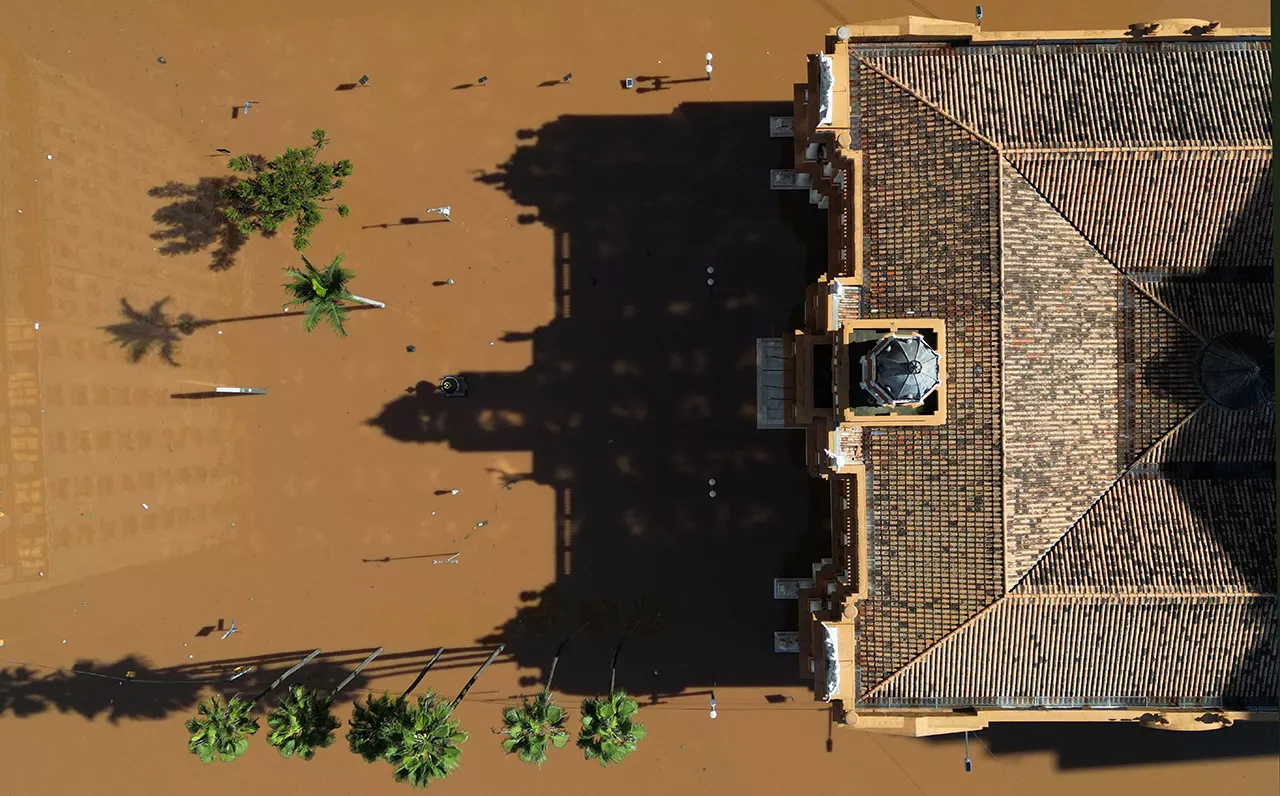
xmin=102 ymin=297 xmax=185 ymax=366
xmin=102 ymin=296 xmax=379 ymax=366
xmin=148 ymin=177 xmax=251 ymax=271
xmin=0 ymin=645 xmax=508 ymax=724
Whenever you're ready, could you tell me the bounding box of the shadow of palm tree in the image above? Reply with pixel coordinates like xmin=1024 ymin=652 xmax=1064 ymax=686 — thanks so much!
xmin=148 ymin=177 xmax=251 ymax=271
xmin=103 ymin=297 xmax=185 ymax=366
xmin=103 ymin=295 xmax=383 ymax=365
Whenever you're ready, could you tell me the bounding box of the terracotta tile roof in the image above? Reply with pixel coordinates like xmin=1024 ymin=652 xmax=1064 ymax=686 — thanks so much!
xmin=999 ymin=160 xmax=1125 ymax=587
xmin=835 ymin=283 xmax=862 ymax=326
xmin=1144 ymin=403 xmax=1274 ymax=464
xmin=856 ymin=65 xmax=1004 ymax=692
xmin=1016 ymin=475 xmax=1276 ymax=595
xmin=856 ymin=42 xmax=1272 ymax=148
xmin=863 ymin=595 xmax=1278 ymax=709
xmin=836 ymin=423 xmax=864 ymax=461
xmin=1145 ymin=281 xmax=1273 ymax=339
xmin=1122 ymin=282 xmax=1203 ymax=463
xmin=1009 ymin=149 xmax=1272 ymax=279
xmin=843 ymin=36 xmax=1274 ymax=707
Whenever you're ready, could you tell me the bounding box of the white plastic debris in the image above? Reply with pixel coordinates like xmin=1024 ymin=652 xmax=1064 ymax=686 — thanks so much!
xmin=46 ymin=154 xmax=52 ymax=160
xmin=33 ymin=322 xmax=39 ymax=330
xmin=217 ymin=330 xmax=223 ymax=335
xmin=141 ymin=503 xmax=149 ymax=510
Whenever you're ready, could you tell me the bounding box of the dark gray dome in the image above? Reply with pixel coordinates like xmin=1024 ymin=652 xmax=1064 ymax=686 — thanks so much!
xmin=1195 ymin=332 xmax=1273 ymax=410
xmin=868 ymin=334 xmax=940 ymax=406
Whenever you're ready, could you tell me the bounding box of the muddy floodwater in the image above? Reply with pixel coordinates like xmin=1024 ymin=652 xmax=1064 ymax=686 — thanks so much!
xmin=0 ymin=0 xmax=1274 ymax=793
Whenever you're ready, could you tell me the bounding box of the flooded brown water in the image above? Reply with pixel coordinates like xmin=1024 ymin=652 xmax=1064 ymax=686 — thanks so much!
xmin=0 ymin=0 xmax=1274 ymax=793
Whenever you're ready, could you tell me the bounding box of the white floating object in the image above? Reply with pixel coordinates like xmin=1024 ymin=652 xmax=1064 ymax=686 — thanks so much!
xmin=141 ymin=503 xmax=149 ymax=509
xmin=46 ymin=154 xmax=53 ymax=160
xmin=217 ymin=330 xmax=223 ymax=334
xmin=705 ymin=52 xmax=713 ymax=60
xmin=33 ymin=322 xmax=39 ymax=330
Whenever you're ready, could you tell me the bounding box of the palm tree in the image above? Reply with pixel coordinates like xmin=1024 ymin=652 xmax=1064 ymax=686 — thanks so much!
xmin=266 ymin=684 xmax=340 ymax=760
xmin=501 ymin=690 xmax=569 ymax=766
xmin=348 ymin=648 xmax=444 ymax=763
xmin=348 ymin=691 xmax=415 ymax=763
xmin=577 ymin=689 xmax=646 ymax=766
xmin=186 ymin=695 xmax=259 ymax=763
xmin=282 ymin=253 xmax=383 ymax=337
xmin=498 ymin=626 xmax=580 ymax=765
xmin=451 ymin=645 xmax=504 ymax=710
xmin=267 ymin=647 xmax=383 ymax=761
xmin=386 ymin=692 xmax=469 ymax=788
xmin=185 ymin=649 xmax=321 ymax=764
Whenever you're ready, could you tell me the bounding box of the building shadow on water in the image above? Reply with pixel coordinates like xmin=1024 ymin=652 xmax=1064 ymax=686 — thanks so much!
xmin=366 ymin=102 xmax=827 ymax=700
xmin=924 ymin=720 xmax=1280 ymax=770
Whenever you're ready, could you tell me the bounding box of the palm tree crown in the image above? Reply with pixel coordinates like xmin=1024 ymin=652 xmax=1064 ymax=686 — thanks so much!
xmin=266 ymin=684 xmax=340 ymax=760
xmin=186 ymin=695 xmax=260 ymax=764
xmin=282 ymin=253 xmax=357 ymax=336
xmin=387 ymin=692 xmax=469 ymax=788
xmin=500 ymin=689 xmax=570 ymax=766
xmin=348 ymin=692 xmax=413 ymax=763
xmin=577 ymin=689 xmax=645 ymax=766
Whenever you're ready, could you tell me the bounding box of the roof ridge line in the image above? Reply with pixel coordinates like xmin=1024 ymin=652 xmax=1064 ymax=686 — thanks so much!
xmin=1005 ymin=591 xmax=1277 ymax=601
xmin=1003 ymin=145 xmax=1272 ymax=155
xmin=1000 ymin=156 xmax=1207 ymax=344
xmin=1008 ymin=402 xmax=1209 ymax=593
xmin=854 ymin=57 xmax=1001 ymax=152
xmin=861 ymin=595 xmax=1008 ymax=701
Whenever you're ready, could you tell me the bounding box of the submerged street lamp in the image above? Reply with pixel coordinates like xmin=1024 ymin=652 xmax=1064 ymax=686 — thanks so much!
xmin=440 ymin=375 xmax=468 ymax=397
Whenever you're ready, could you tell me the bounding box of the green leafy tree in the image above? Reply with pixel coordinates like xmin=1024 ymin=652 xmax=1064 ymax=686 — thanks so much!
xmin=577 ymin=690 xmax=645 ymax=767
xmin=386 ymin=692 xmax=469 ymax=788
xmin=266 ymin=684 xmax=340 ymax=760
xmin=223 ymin=128 xmax=352 ymax=251
xmin=282 ymin=253 xmax=364 ymax=336
xmin=501 ymin=690 xmax=569 ymax=766
xmin=186 ymin=695 xmax=259 ymax=763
